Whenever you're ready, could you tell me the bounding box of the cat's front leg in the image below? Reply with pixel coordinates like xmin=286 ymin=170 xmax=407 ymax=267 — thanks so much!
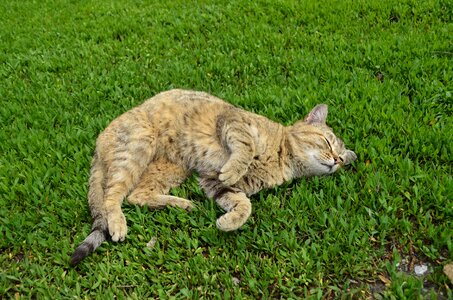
xmin=219 ymin=156 xmax=251 ymax=186
xmin=215 ymin=188 xmax=252 ymax=231
xmin=217 ymin=114 xmax=256 ymax=186
xmin=199 ymin=178 xmax=252 ymax=231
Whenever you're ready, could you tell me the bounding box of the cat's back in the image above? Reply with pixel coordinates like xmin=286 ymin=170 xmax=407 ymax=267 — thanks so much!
xmin=140 ymin=89 xmax=231 ymax=118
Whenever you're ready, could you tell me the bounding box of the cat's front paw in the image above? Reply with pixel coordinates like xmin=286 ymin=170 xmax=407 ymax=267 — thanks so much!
xmin=108 ymin=212 xmax=127 ymax=242
xmin=219 ymin=163 xmax=246 ymax=186
xmin=216 ymin=211 xmax=248 ymax=231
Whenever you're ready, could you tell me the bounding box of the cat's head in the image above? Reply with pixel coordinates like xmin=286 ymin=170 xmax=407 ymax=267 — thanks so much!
xmin=287 ymin=104 xmax=357 ymax=177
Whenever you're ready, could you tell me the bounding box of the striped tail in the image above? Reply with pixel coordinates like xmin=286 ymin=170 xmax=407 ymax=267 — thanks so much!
xmin=70 ymin=228 xmax=108 ymax=266
xmin=70 ymin=154 xmax=109 ymax=266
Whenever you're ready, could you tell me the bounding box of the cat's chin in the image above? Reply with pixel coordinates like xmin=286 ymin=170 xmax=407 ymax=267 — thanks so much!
xmin=316 ymin=162 xmax=341 ymax=175
xmin=329 ymin=164 xmax=341 ymax=174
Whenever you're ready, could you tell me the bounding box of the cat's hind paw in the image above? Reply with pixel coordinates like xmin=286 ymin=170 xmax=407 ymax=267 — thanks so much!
xmin=108 ymin=212 xmax=127 ymax=242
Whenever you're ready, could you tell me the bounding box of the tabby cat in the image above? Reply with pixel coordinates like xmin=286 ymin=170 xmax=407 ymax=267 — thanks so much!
xmin=70 ymin=89 xmax=356 ymax=265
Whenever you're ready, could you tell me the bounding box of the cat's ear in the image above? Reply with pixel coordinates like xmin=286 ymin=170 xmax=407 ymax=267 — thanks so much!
xmin=342 ymin=150 xmax=357 ymax=165
xmin=304 ymin=104 xmax=328 ymax=124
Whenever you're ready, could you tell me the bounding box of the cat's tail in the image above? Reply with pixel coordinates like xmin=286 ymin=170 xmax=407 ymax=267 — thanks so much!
xmin=70 ymin=228 xmax=108 ymax=266
xmin=70 ymin=154 xmax=109 ymax=266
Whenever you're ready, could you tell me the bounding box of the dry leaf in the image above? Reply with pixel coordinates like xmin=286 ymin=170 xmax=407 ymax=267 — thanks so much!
xmin=378 ymin=274 xmax=391 ymax=286
xmin=146 ymin=236 xmax=157 ymax=250
xmin=443 ymin=263 xmax=453 ymax=284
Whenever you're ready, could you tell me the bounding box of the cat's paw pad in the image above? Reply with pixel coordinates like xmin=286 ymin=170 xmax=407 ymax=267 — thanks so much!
xmin=108 ymin=213 xmax=127 ymax=242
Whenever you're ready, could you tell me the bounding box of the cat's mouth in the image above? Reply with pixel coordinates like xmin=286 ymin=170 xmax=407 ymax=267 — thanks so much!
xmin=319 ymin=162 xmax=339 ymax=173
xmin=320 ymin=162 xmax=334 ymax=169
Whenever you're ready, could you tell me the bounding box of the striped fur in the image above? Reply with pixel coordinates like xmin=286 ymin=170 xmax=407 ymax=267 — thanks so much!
xmin=70 ymin=89 xmax=356 ymax=265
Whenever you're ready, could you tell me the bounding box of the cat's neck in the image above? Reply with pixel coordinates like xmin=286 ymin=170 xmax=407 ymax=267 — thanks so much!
xmin=279 ymin=128 xmax=300 ymax=181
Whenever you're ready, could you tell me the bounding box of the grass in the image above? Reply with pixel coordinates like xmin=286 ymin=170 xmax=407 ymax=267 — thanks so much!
xmin=0 ymin=0 xmax=451 ymax=298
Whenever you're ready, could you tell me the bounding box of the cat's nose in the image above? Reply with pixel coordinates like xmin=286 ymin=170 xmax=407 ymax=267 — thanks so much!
xmin=334 ymin=157 xmax=341 ymax=165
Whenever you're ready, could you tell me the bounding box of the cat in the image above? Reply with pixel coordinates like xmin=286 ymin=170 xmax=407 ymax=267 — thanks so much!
xmin=70 ymin=89 xmax=357 ymax=265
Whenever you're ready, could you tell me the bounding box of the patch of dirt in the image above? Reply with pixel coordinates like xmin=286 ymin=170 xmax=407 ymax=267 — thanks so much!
xmin=13 ymin=252 xmax=24 ymax=263
xmin=369 ymin=281 xmax=386 ymax=294
xmin=356 ymin=240 xmax=451 ymax=299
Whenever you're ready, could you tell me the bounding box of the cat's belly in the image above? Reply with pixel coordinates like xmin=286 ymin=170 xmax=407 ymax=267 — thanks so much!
xmin=163 ymin=139 xmax=227 ymax=175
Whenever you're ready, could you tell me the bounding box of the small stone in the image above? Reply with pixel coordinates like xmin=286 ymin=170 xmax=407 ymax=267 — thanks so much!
xmin=232 ymin=277 xmax=240 ymax=286
xmin=414 ymin=264 xmax=428 ymax=276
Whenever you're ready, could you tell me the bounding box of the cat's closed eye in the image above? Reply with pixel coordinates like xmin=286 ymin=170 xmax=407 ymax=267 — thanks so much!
xmin=324 ymin=138 xmax=333 ymax=150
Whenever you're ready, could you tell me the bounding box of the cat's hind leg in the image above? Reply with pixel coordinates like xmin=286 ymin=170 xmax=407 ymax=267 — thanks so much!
xmin=102 ymin=129 xmax=157 ymax=242
xmin=127 ymin=159 xmax=192 ymax=211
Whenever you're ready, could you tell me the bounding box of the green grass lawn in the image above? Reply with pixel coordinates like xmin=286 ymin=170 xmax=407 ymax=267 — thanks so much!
xmin=1 ymin=0 xmax=452 ymax=298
